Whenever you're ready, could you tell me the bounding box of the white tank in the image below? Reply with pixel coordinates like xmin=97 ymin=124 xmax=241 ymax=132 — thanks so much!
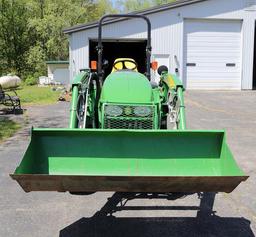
xmin=0 ymin=75 xmax=21 ymax=89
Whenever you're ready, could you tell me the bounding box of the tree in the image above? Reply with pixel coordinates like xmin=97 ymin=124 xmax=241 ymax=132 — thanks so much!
xmin=0 ymin=0 xmax=175 ymax=79
xmin=0 ymin=0 xmax=32 ymax=76
xmin=116 ymin=0 xmax=152 ymax=12
xmin=0 ymin=0 xmax=116 ymax=79
xmin=116 ymin=0 xmax=177 ymax=12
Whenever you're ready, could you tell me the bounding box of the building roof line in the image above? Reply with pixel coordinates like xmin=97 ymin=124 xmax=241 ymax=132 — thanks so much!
xmin=63 ymin=0 xmax=207 ymax=34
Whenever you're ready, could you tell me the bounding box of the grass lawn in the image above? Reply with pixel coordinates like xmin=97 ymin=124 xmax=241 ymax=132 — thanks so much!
xmin=15 ymin=85 xmax=60 ymax=106
xmin=0 ymin=85 xmax=60 ymax=141
xmin=0 ymin=117 xmax=21 ymax=142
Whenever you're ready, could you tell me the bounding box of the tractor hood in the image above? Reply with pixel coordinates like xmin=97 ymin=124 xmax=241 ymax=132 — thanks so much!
xmin=100 ymin=71 xmax=153 ymax=104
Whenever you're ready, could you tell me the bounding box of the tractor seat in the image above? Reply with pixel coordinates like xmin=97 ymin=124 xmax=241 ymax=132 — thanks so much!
xmin=112 ymin=58 xmax=138 ymax=72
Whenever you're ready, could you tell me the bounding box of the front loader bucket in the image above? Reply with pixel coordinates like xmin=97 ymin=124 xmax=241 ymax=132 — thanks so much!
xmin=11 ymin=128 xmax=248 ymax=193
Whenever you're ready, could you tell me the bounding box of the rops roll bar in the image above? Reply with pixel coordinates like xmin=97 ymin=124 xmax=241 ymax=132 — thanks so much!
xmin=97 ymin=14 xmax=152 ymax=81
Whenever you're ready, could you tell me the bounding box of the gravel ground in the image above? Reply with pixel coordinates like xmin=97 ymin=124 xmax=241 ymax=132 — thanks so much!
xmin=0 ymin=91 xmax=255 ymax=237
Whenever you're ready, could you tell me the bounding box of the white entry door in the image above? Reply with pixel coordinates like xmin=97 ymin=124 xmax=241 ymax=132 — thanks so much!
xmin=184 ymin=20 xmax=242 ymax=89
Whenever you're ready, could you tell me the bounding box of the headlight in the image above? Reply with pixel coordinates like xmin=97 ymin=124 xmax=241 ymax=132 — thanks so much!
xmin=105 ymin=105 xmax=123 ymax=116
xmin=134 ymin=106 xmax=151 ymax=117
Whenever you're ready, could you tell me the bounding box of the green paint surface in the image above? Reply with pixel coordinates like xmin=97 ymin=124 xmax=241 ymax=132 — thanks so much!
xmin=100 ymin=71 xmax=153 ymax=104
xmin=15 ymin=128 xmax=245 ymax=177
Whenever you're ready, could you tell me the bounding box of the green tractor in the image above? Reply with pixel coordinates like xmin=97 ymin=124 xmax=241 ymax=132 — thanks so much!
xmin=11 ymin=14 xmax=247 ymax=193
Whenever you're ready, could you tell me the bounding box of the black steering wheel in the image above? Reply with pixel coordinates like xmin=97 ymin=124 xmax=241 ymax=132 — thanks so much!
xmin=113 ymin=59 xmax=138 ymax=71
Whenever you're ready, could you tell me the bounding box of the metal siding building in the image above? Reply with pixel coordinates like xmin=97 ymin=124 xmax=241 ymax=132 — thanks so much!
xmin=64 ymin=0 xmax=256 ymax=90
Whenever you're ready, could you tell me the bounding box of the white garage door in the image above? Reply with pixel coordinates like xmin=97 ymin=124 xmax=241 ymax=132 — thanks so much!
xmin=184 ymin=20 xmax=242 ymax=89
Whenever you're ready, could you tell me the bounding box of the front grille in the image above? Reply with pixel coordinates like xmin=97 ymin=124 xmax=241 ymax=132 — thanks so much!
xmin=103 ymin=104 xmax=155 ymax=129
